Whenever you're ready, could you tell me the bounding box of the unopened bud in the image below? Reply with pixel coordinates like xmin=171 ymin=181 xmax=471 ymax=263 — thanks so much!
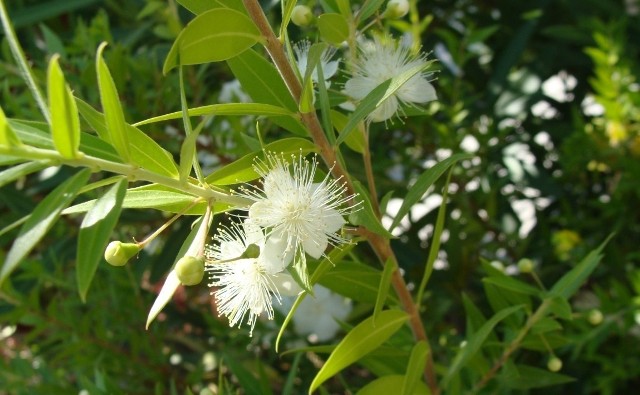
xmin=385 ymin=0 xmax=410 ymax=19
xmin=547 ymin=357 xmax=562 ymax=372
xmin=104 ymin=241 xmax=140 ymax=266
xmin=588 ymin=309 xmax=603 ymax=325
xmin=517 ymin=258 xmax=534 ymax=273
xmin=175 ymin=255 xmax=205 ymax=286
xmin=241 ymin=243 xmax=261 ymax=259
xmin=291 ymin=5 xmax=314 ymax=26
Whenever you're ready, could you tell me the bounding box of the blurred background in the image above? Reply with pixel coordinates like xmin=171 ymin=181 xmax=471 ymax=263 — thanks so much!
xmin=1 ymin=0 xmax=639 ymax=394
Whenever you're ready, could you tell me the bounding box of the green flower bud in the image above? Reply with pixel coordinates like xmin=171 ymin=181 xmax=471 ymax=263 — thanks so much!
xmin=547 ymin=357 xmax=562 ymax=372
xmin=385 ymin=0 xmax=410 ymax=19
xmin=291 ymin=5 xmax=314 ymax=26
xmin=104 ymin=241 xmax=140 ymax=266
xmin=588 ymin=309 xmax=603 ymax=325
xmin=241 ymin=243 xmax=261 ymax=259
xmin=175 ymin=255 xmax=205 ymax=286
xmin=517 ymin=258 xmax=534 ymax=273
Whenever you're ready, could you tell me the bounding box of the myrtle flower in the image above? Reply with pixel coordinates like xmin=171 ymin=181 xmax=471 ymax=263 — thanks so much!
xmin=242 ymin=154 xmax=355 ymax=269
xmin=206 ymin=220 xmax=286 ymax=335
xmin=344 ymin=37 xmax=437 ymax=122
xmin=294 ymin=40 xmax=339 ymax=87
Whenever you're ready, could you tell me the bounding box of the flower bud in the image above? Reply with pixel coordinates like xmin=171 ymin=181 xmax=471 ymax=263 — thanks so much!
xmin=588 ymin=309 xmax=603 ymax=325
xmin=175 ymin=255 xmax=205 ymax=286
xmin=291 ymin=5 xmax=314 ymax=26
xmin=241 ymin=243 xmax=261 ymax=259
xmin=104 ymin=241 xmax=140 ymax=266
xmin=517 ymin=258 xmax=534 ymax=273
xmin=547 ymin=357 xmax=562 ymax=372
xmin=385 ymin=0 xmax=410 ymax=19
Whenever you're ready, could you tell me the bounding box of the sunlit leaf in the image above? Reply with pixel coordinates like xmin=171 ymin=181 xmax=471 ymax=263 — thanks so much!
xmin=357 ymin=374 xmax=430 ymax=395
xmin=402 ymin=341 xmax=430 ymax=395
xmin=317 ymin=13 xmax=348 ymax=45
xmin=0 ymin=105 xmax=22 ymax=146
xmin=47 ymin=54 xmax=80 ymax=158
xmin=0 ymin=161 xmax=47 ymax=188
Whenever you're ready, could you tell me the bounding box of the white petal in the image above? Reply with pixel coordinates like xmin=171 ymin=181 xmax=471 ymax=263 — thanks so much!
xmin=397 ymin=76 xmax=437 ymax=104
xmin=271 ymin=273 xmax=302 ymax=296
xmin=301 ymin=231 xmax=328 ymax=259
xmin=146 ymin=270 xmax=180 ymax=329
xmin=261 ymin=232 xmax=293 ymax=274
xmin=322 ymin=208 xmax=346 ymax=233
xmin=249 ymin=200 xmax=279 ymax=227
xmin=322 ymin=60 xmax=339 ymax=80
xmin=370 ymin=95 xmax=399 ymax=122
xmin=344 ymin=76 xmax=377 ymax=100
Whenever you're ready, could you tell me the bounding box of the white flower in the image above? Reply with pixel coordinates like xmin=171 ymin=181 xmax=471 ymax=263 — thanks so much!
xmin=294 ymin=40 xmax=339 ymax=87
xmin=344 ymin=37 xmax=437 ymax=122
xmin=243 ymin=154 xmax=355 ymax=268
xmin=206 ymin=220 xmax=290 ymax=335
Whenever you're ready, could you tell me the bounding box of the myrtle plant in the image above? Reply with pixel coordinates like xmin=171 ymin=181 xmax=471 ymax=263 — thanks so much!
xmin=0 ymin=0 xmax=611 ymax=393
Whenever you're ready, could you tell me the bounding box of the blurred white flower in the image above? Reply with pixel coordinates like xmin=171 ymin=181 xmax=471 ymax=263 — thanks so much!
xmin=243 ymin=154 xmax=354 ymax=269
xmin=293 ymin=40 xmax=339 ymax=87
xmin=218 ymin=79 xmax=250 ymax=103
xmin=207 ymin=220 xmax=292 ymax=335
xmin=344 ymin=37 xmax=436 ymax=122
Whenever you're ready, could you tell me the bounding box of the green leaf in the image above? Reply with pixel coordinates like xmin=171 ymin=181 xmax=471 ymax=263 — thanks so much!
xmin=330 ymin=110 xmax=365 ymax=153
xmin=96 ymin=42 xmax=130 ymax=162
xmin=373 ymin=258 xmax=395 ymax=324
xmin=442 ymin=305 xmax=523 ymax=387
xmin=164 ymin=8 xmax=262 ymax=74
xmin=177 ymin=0 xmax=246 ymax=15
xmin=0 ymin=161 xmax=47 ymax=188
xmin=309 ymin=310 xmax=409 ymax=394
xmin=358 ymin=375 xmax=430 ymax=395
xmin=133 ymin=103 xmax=297 ymax=127
xmin=336 ymin=59 xmax=436 ymax=146
xmin=0 ymin=168 xmax=91 ymax=286
xmin=76 ymin=177 xmax=127 ymax=302
xmin=47 ymin=54 xmax=80 ymax=159
xmin=482 ymin=276 xmax=541 ymax=297
xmin=318 ymin=13 xmax=349 ymax=45
xmin=0 ymin=105 xmax=22 ymax=146
xmin=546 ymin=296 xmax=573 ymax=321
xmin=227 ymin=49 xmax=307 ymax=136
xmin=356 ymin=0 xmax=386 ymax=23
xmin=501 ymin=364 xmax=575 ymax=389
xmin=76 ymin=98 xmax=179 ymax=178
xmin=402 ymin=341 xmax=429 ymax=395
xmin=348 ymin=181 xmax=394 ymax=238
xmin=548 ymin=236 xmax=611 ymax=299
xmin=319 ymin=261 xmax=398 ymax=304
xmin=204 ymin=138 xmax=316 ymax=185
xmin=390 ymin=153 xmax=472 ymax=230
xmin=280 ymin=0 xmax=297 ymax=38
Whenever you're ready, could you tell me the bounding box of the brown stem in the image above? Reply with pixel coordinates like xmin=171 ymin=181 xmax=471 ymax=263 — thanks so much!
xmin=242 ymin=1 xmax=439 ymax=393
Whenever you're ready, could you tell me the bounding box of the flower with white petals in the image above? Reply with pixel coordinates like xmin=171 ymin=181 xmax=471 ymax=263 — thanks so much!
xmin=242 ymin=154 xmax=355 ymax=271
xmin=206 ymin=220 xmax=293 ymax=335
xmin=294 ymin=40 xmax=339 ymax=87
xmin=344 ymin=37 xmax=437 ymax=122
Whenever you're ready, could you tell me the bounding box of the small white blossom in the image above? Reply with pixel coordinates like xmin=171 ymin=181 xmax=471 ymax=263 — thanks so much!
xmin=243 ymin=154 xmax=355 ymax=270
xmin=344 ymin=37 xmax=437 ymax=122
xmin=294 ymin=40 xmax=339 ymax=87
xmin=206 ymin=220 xmax=286 ymax=335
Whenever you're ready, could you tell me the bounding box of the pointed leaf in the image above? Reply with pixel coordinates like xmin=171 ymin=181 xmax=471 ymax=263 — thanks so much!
xmin=96 ymin=42 xmax=130 ymax=162
xmin=0 ymin=105 xmax=22 ymax=146
xmin=358 ymin=374 xmax=430 ymax=395
xmin=402 ymin=341 xmax=429 ymax=395
xmin=164 ymin=8 xmax=262 ymax=73
xmin=47 ymin=54 xmax=80 ymax=158
xmin=309 ymin=310 xmax=409 ymax=393
xmin=0 ymin=168 xmax=91 ymax=286
xmin=0 ymin=161 xmax=47 ymax=188
xmin=348 ymin=181 xmax=394 ymax=238
xmin=77 ymin=177 xmax=127 ymax=301
xmin=390 ymin=153 xmax=473 ymax=230
xmin=373 ymin=258 xmax=395 ymax=324
xmin=501 ymin=364 xmax=575 ymax=389
xmin=317 ymin=13 xmax=349 ymax=45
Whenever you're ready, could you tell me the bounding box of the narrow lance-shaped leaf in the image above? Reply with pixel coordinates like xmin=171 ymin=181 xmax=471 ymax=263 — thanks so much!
xmin=309 ymin=310 xmax=409 ymax=394
xmin=47 ymin=54 xmax=80 ymax=158
xmin=96 ymin=42 xmax=130 ymax=162
xmin=0 ymin=168 xmax=91 ymax=286
xmin=0 ymin=161 xmax=48 ymax=189
xmin=373 ymin=258 xmax=395 ymax=324
xmin=358 ymin=375 xmax=430 ymax=395
xmin=0 ymin=105 xmax=22 ymax=146
xmin=164 ymin=8 xmax=263 ymax=74
xmin=390 ymin=153 xmax=473 ymax=231
xmin=348 ymin=181 xmax=394 ymax=239
xmin=77 ymin=177 xmax=127 ymax=302
xmin=402 ymin=341 xmax=429 ymax=395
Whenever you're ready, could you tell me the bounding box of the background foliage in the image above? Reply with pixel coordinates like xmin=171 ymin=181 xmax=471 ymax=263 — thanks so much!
xmin=1 ymin=0 xmax=639 ymax=394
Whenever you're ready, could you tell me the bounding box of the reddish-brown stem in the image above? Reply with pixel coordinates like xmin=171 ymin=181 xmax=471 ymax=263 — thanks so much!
xmin=241 ymin=1 xmax=438 ymax=393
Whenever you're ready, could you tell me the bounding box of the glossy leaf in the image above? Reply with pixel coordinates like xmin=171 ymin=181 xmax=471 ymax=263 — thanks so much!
xmin=96 ymin=42 xmax=130 ymax=162
xmin=163 ymin=8 xmax=262 ymax=73
xmin=373 ymin=258 xmax=395 ymax=324
xmin=0 ymin=168 xmax=91 ymax=286
xmin=330 ymin=110 xmax=365 ymax=154
xmin=390 ymin=153 xmax=473 ymax=230
xmin=47 ymin=54 xmax=80 ymax=158
xmin=319 ymin=261 xmax=398 ymax=304
xmin=402 ymin=341 xmax=429 ymax=395
xmin=0 ymin=161 xmax=47 ymax=188
xmin=133 ymin=103 xmax=297 ymax=127
xmin=0 ymin=105 xmax=21 ymax=146
xmin=204 ymin=138 xmax=316 ymax=185
xmin=317 ymin=13 xmax=348 ymax=45
xmin=309 ymin=310 xmax=409 ymax=393
xmin=76 ymin=98 xmax=179 ymax=178
xmin=348 ymin=181 xmax=394 ymax=238
xmin=76 ymin=177 xmax=127 ymax=302
xmin=442 ymin=305 xmax=523 ymax=387
xmin=357 ymin=374 xmax=430 ymax=395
